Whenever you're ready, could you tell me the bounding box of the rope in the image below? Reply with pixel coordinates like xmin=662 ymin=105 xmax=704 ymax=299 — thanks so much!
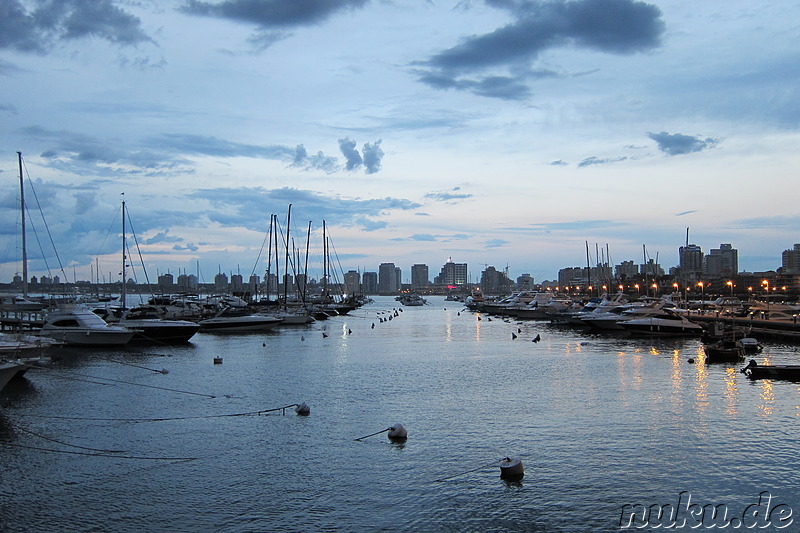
xmin=20 ymin=404 xmax=301 ymax=423
xmin=15 ymin=424 xmax=127 ymax=453
xmin=0 ymin=442 xmax=198 ymax=461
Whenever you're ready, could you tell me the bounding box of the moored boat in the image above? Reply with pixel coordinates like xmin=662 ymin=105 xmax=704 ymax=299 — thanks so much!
xmin=619 ymin=309 xmax=703 ymax=336
xmin=741 ymin=359 xmax=800 ymax=381
xmin=39 ymin=306 xmax=137 ymax=346
xmin=199 ymin=307 xmax=284 ymax=333
xmin=117 ymin=306 xmax=200 ymax=343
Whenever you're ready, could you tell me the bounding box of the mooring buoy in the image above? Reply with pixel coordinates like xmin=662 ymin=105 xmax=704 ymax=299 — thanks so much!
xmin=295 ymin=402 xmax=310 ymax=416
xmin=499 ymin=456 xmax=524 ymax=480
xmin=387 ymin=423 xmax=408 ymax=442
xmin=213 ymin=357 xmax=223 ymax=364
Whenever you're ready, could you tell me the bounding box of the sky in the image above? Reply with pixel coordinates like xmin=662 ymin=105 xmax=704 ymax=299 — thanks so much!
xmin=1 ymin=0 xmax=799 ymax=286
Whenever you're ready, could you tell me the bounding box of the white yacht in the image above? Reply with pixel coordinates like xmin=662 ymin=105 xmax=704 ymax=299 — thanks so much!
xmin=39 ymin=306 xmax=137 ymax=346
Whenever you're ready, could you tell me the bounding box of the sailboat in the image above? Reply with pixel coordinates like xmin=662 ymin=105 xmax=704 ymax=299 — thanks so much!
xmin=114 ymin=196 xmax=199 ymax=343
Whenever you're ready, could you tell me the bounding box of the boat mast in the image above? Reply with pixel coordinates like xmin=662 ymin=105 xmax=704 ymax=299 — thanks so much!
xmin=284 ymin=204 xmax=291 ymax=308
xmin=17 ymin=151 xmax=28 ymax=297
xmin=121 ymin=193 xmax=127 ymax=309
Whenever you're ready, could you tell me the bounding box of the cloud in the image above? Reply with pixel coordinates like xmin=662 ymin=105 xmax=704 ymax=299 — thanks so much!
xmin=180 ymin=0 xmax=369 ymax=48
xmin=484 ymin=238 xmax=509 ymax=248
xmin=362 ymin=140 xmax=384 ymax=174
xmin=188 ymin=186 xmax=420 ymax=231
xmin=675 ymin=210 xmax=697 ymax=217
xmin=0 ymin=0 xmax=151 ymax=53
xmin=181 ymin=0 xmax=369 ymax=28
xmin=416 ymin=0 xmax=664 ymax=99
xmin=338 ymin=138 xmax=363 ymax=171
xmin=410 ymin=234 xmax=437 ymax=242
xmin=647 ymin=131 xmax=718 ymax=156
xmin=425 ymin=187 xmax=473 ymax=202
xmin=550 ymin=160 xmax=568 ymax=166
xmin=577 ymin=155 xmax=627 ymax=167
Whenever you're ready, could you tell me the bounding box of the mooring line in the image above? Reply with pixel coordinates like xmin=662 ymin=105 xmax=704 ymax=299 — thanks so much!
xmin=434 ymin=460 xmax=499 ymax=482
xmin=15 ymin=424 xmax=127 ymax=453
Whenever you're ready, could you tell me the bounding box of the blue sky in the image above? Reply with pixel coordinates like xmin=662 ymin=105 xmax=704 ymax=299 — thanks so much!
xmin=1 ymin=0 xmax=799 ymax=285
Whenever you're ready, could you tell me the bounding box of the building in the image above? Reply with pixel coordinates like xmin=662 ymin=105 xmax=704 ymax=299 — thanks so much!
xmin=516 ymin=273 xmax=533 ymax=290
xmin=434 ymin=258 xmax=468 ymax=286
xmin=615 ymin=260 xmax=638 ymax=280
xmin=640 ymin=259 xmax=665 ymax=278
xmin=231 ymin=274 xmax=244 ymax=292
xmin=214 ymin=272 xmax=228 ymax=291
xmin=411 ymin=264 xmax=429 ymax=290
xmin=704 ymin=243 xmax=738 ymax=277
xmin=394 ymin=266 xmax=402 ymax=291
xmin=781 ymin=244 xmax=800 ymax=274
xmin=480 ymin=265 xmax=512 ymax=294
xmin=362 ymin=271 xmax=378 ymax=294
xmin=158 ymin=273 xmax=174 ymax=290
xmin=378 ymin=263 xmax=397 ymax=294
xmin=344 ymin=270 xmax=361 ymax=295
xmin=679 ymin=244 xmax=703 ymax=282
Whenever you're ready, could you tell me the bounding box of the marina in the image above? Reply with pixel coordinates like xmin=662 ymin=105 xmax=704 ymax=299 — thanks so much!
xmin=2 ymin=295 xmax=800 ymax=531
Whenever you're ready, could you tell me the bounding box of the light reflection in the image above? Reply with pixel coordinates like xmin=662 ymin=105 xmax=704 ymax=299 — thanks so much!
xmin=757 ymin=379 xmax=776 ymax=417
xmin=670 ymin=352 xmax=683 ymax=405
xmin=723 ymin=367 xmax=739 ymax=416
xmin=474 ymin=315 xmax=482 ymax=342
xmin=694 ymin=349 xmax=709 ymax=411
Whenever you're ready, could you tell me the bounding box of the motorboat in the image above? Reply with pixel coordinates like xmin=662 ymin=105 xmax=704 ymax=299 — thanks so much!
xmin=39 ymin=306 xmax=137 ymax=346
xmin=399 ymin=294 xmax=426 ymax=306
xmin=619 ymin=308 xmax=703 ymax=336
xmin=0 ymin=360 xmax=25 ymax=392
xmin=199 ymin=307 xmax=284 ymax=333
xmin=116 ymin=306 xmax=200 ymax=343
xmin=741 ymin=359 xmax=800 ymax=381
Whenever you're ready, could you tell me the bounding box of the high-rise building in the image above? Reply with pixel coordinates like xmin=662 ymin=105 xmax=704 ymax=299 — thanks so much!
xmin=411 ymin=264 xmax=429 ymax=289
xmin=231 ymin=274 xmax=243 ymax=292
xmin=480 ymin=266 xmax=512 ymax=294
xmin=362 ymin=272 xmax=378 ymax=294
xmin=394 ymin=267 xmax=402 ymax=291
xmin=704 ymin=243 xmax=738 ymax=277
xmin=781 ymin=244 xmax=800 ymax=274
xmin=378 ymin=263 xmax=397 ymax=293
xmin=679 ymin=244 xmax=703 ymax=281
xmin=434 ymin=258 xmax=468 ymax=286
xmin=344 ymin=270 xmax=361 ymax=295
xmin=615 ymin=260 xmax=638 ymax=280
xmin=516 ymin=273 xmax=533 ymax=290
xmin=214 ymin=272 xmax=228 ymax=291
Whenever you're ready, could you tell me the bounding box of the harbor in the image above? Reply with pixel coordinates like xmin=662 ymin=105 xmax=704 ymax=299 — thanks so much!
xmin=2 ymin=295 xmax=799 ymax=531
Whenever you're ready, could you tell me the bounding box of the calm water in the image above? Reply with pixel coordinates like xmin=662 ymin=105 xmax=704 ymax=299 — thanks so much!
xmin=2 ymin=296 xmax=799 ymax=532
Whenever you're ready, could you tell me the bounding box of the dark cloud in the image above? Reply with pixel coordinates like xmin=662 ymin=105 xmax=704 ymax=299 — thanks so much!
xmin=362 ymin=140 xmax=384 ymax=174
xmin=648 ymin=131 xmax=718 ymax=156
xmin=181 ymin=0 xmax=369 ymax=48
xmin=22 ymin=127 xmax=384 ymax=177
xmin=0 ymin=0 xmax=151 ymax=53
xmin=338 ymin=138 xmax=363 ymax=171
xmin=181 ymin=0 xmax=369 ymax=28
xmin=417 ymin=0 xmax=664 ymax=100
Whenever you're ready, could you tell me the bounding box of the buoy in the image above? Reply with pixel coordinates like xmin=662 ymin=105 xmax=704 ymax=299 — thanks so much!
xmin=512 ymin=333 xmax=517 ymax=339
xmin=387 ymin=423 xmax=408 ymax=442
xmin=300 ymin=335 xmax=305 ymax=341
xmin=213 ymin=357 xmax=223 ymax=364
xmin=518 ymin=328 xmax=522 ymax=333
xmin=348 ymin=329 xmax=352 ymax=334
xmin=499 ymin=457 xmax=524 ymax=480
xmin=295 ymin=402 xmax=310 ymax=416
xmin=322 ymin=332 xmax=328 ymax=338
xmin=532 ymin=334 xmax=541 ymax=343
xmin=371 ymin=323 xmax=375 ymax=329
xmin=687 ymin=358 xmax=695 ymax=364
xmin=262 ymin=342 xmax=266 ymax=347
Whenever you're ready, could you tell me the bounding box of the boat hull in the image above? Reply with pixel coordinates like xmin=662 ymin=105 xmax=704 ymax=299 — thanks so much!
xmin=198 ymin=317 xmax=283 ymax=333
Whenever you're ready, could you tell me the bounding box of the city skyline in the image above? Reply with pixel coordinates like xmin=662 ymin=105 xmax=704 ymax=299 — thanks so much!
xmin=1 ymin=1 xmax=798 ymax=284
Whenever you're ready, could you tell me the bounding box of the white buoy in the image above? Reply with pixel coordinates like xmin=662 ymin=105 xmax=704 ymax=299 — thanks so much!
xmin=295 ymin=402 xmax=310 ymax=416
xmin=499 ymin=457 xmax=524 ymax=480
xmin=387 ymin=423 xmax=407 ymax=441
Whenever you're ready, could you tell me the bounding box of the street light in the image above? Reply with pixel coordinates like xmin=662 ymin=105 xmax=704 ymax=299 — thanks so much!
xmin=634 ymin=283 xmax=640 ymax=297
xmin=697 ymin=281 xmax=705 ymax=311
xmin=727 ymin=280 xmax=734 ymax=296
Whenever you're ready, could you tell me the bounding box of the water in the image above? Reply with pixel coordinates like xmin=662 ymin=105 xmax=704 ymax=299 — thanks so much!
xmin=2 ymin=296 xmax=799 ymax=532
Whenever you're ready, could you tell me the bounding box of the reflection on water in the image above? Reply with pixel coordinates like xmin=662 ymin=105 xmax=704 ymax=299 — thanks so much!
xmin=2 ymin=296 xmax=800 ymax=532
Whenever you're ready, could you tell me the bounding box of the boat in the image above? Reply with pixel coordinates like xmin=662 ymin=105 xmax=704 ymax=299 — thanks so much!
xmin=741 ymin=359 xmax=800 ymax=381
xmin=740 ymin=337 xmax=763 ymax=353
xmin=399 ymin=294 xmax=426 ymax=306
xmin=39 ymin=306 xmax=137 ymax=346
xmin=703 ymin=338 xmax=745 ymax=363
xmin=116 ymin=306 xmax=199 ymax=343
xmin=198 ymin=307 xmax=284 ymax=333
xmin=619 ymin=308 xmax=703 ymax=336
xmin=0 ymin=360 xmax=25 ymax=392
